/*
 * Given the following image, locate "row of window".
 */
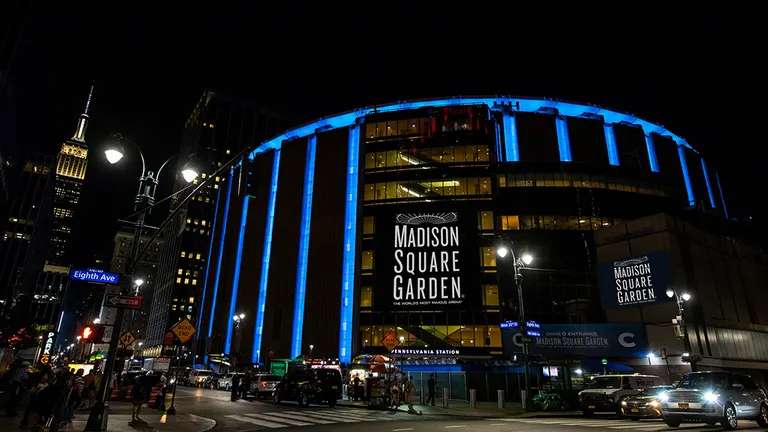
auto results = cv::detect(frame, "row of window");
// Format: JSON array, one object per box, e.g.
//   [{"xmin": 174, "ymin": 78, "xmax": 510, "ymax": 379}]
[
  {"xmin": 176, "ymin": 268, "xmax": 200, "ymax": 277},
  {"xmin": 180, "ymin": 251, "xmax": 203, "ymax": 260},
  {"xmin": 175, "ymin": 277, "xmax": 198, "ymax": 286},
  {"xmin": 360, "ymin": 325, "xmax": 502, "ymax": 348},
  {"xmin": 364, "ymin": 145, "xmax": 490, "ymax": 170},
  {"xmin": 498, "ymin": 173, "xmax": 666, "ymax": 196},
  {"xmin": 499, "ymin": 215, "xmax": 621, "ymax": 231},
  {"xmin": 363, "ymin": 177, "xmax": 492, "ymax": 202},
  {"xmin": 359, "ymin": 284, "xmax": 499, "ymax": 309}
]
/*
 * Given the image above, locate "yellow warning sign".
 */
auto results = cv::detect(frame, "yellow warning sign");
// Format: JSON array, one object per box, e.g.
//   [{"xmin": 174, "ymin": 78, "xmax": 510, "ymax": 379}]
[{"xmin": 170, "ymin": 318, "xmax": 196, "ymax": 345}]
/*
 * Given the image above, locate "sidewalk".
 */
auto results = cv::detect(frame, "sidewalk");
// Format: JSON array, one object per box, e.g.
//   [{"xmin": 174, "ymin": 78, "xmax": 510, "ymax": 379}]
[
  {"xmin": 337, "ymin": 399, "xmax": 582, "ymax": 418},
  {"xmin": 18, "ymin": 402, "xmax": 217, "ymax": 432}
]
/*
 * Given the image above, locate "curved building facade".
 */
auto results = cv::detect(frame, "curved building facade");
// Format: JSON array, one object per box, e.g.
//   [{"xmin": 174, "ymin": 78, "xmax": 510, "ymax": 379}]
[{"xmin": 196, "ymin": 97, "xmax": 737, "ymax": 376}]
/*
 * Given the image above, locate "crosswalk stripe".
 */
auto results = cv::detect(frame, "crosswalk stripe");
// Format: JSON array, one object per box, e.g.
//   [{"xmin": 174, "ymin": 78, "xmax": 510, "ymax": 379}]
[
  {"xmin": 225, "ymin": 414, "xmax": 287, "ymax": 428},
  {"xmin": 245, "ymin": 413, "xmax": 313, "ymax": 426},
  {"xmin": 328, "ymin": 409, "xmax": 384, "ymax": 421},
  {"xmin": 313, "ymin": 410, "xmax": 379, "ymax": 422},
  {"xmin": 266, "ymin": 411, "xmax": 334, "ymax": 424},
  {"xmin": 608, "ymin": 425, "xmax": 665, "ymax": 430},
  {"xmin": 285, "ymin": 410, "xmax": 360, "ymax": 422}
]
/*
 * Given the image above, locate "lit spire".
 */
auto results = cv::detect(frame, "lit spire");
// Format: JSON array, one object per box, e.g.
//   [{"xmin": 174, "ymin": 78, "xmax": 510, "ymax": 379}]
[{"xmin": 72, "ymin": 83, "xmax": 94, "ymax": 143}]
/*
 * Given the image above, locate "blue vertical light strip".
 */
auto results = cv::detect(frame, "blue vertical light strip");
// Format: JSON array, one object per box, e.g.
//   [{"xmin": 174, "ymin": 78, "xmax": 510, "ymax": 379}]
[
  {"xmin": 715, "ymin": 171, "xmax": 730, "ymax": 219},
  {"xmin": 252, "ymin": 149, "xmax": 281, "ymax": 364},
  {"xmin": 339, "ymin": 124, "xmax": 360, "ymax": 363},
  {"xmin": 224, "ymin": 195, "xmax": 250, "ymax": 354},
  {"xmin": 290, "ymin": 135, "xmax": 317, "ymax": 359},
  {"xmin": 197, "ymin": 187, "xmax": 222, "ymax": 345},
  {"xmin": 700, "ymin": 158, "xmax": 716, "ymax": 209},
  {"xmin": 603, "ymin": 123, "xmax": 620, "ymax": 166},
  {"xmin": 555, "ymin": 116, "xmax": 572, "ymax": 162},
  {"xmin": 677, "ymin": 145, "xmax": 696, "ymax": 207},
  {"xmin": 502, "ymin": 112, "xmax": 520, "ymax": 162},
  {"xmin": 208, "ymin": 168, "xmax": 234, "ymax": 338},
  {"xmin": 644, "ymin": 133, "xmax": 660, "ymax": 172},
  {"xmin": 493, "ymin": 119, "xmax": 502, "ymax": 161}
]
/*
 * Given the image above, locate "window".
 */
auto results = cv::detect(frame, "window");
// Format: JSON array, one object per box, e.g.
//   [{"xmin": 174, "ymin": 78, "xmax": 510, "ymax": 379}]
[
  {"xmin": 192, "ymin": 279, "xmax": 197, "ymax": 286},
  {"xmin": 483, "ymin": 284, "xmax": 500, "ymax": 307},
  {"xmin": 500, "ymin": 215, "xmax": 520, "ymax": 231},
  {"xmin": 176, "ymin": 277, "xmax": 182, "ymax": 284},
  {"xmin": 363, "ymin": 216, "xmax": 375, "ymax": 236},
  {"xmin": 478, "ymin": 211, "xmax": 494, "ymax": 231},
  {"xmin": 196, "ymin": 253, "xmax": 202, "ymax": 260},
  {"xmin": 480, "ymin": 247, "xmax": 497, "ymax": 268},
  {"xmin": 361, "ymin": 250, "xmax": 375, "ymax": 271},
  {"xmin": 363, "ymin": 177, "xmax": 492, "ymax": 202},
  {"xmin": 184, "ymin": 278, "xmax": 189, "ymax": 285},
  {"xmin": 177, "ymin": 268, "xmax": 183, "ymax": 275},
  {"xmin": 189, "ymin": 297, "xmax": 194, "ymax": 304},
  {"xmin": 360, "ymin": 286, "xmax": 373, "ymax": 308},
  {"xmin": 180, "ymin": 251, "xmax": 186, "ymax": 258}
]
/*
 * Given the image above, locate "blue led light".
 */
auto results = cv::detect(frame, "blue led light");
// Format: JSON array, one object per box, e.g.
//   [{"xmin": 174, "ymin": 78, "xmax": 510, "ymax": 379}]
[
  {"xmin": 555, "ymin": 116, "xmax": 572, "ymax": 162},
  {"xmin": 700, "ymin": 158, "xmax": 716, "ymax": 209},
  {"xmin": 644, "ymin": 133, "xmax": 660, "ymax": 172},
  {"xmin": 196, "ymin": 187, "xmax": 222, "ymax": 342},
  {"xmin": 502, "ymin": 112, "xmax": 520, "ymax": 162},
  {"xmin": 249, "ymin": 97, "xmax": 697, "ymax": 160},
  {"xmin": 339, "ymin": 124, "xmax": 360, "ymax": 363},
  {"xmin": 291, "ymin": 135, "xmax": 317, "ymax": 359},
  {"xmin": 494, "ymin": 120, "xmax": 502, "ymax": 162},
  {"xmin": 603, "ymin": 123, "xmax": 620, "ymax": 166},
  {"xmin": 208, "ymin": 168, "xmax": 234, "ymax": 337},
  {"xmin": 715, "ymin": 171, "xmax": 729, "ymax": 219},
  {"xmin": 677, "ymin": 146, "xmax": 696, "ymax": 207},
  {"xmin": 224, "ymin": 195, "xmax": 250, "ymax": 354},
  {"xmin": 252, "ymin": 149, "xmax": 281, "ymax": 364}
]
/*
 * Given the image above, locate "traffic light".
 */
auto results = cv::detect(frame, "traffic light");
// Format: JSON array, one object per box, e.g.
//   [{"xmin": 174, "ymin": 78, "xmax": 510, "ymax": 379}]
[{"xmin": 81, "ymin": 325, "xmax": 105, "ymax": 343}]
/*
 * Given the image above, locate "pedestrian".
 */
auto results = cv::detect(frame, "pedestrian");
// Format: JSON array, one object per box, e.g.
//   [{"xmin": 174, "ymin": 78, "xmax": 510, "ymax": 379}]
[
  {"xmin": 403, "ymin": 376, "xmax": 418, "ymax": 414},
  {"xmin": 230, "ymin": 373, "xmax": 241, "ymax": 401},
  {"xmin": 389, "ymin": 377, "xmax": 400, "ymax": 411},
  {"xmin": 4, "ymin": 359, "xmax": 28, "ymax": 416},
  {"xmin": 129, "ymin": 373, "xmax": 151, "ymax": 425},
  {"xmin": 240, "ymin": 373, "xmax": 251, "ymax": 400},
  {"xmin": 427, "ymin": 374, "xmax": 436, "ymax": 406},
  {"xmin": 352, "ymin": 375, "xmax": 361, "ymax": 401},
  {"xmin": 83, "ymin": 369, "xmax": 97, "ymax": 409}
]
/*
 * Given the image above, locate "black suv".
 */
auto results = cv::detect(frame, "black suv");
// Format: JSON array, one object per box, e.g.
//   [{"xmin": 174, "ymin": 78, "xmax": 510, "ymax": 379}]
[{"xmin": 273, "ymin": 367, "xmax": 342, "ymax": 407}]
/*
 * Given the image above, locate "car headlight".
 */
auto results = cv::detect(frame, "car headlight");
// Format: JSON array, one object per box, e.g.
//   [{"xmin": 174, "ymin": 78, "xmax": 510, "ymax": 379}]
[
  {"xmin": 648, "ymin": 400, "xmax": 660, "ymax": 408},
  {"xmin": 703, "ymin": 391, "xmax": 719, "ymax": 403},
  {"xmin": 621, "ymin": 400, "xmax": 628, "ymax": 406},
  {"xmin": 658, "ymin": 392, "xmax": 670, "ymax": 403}
]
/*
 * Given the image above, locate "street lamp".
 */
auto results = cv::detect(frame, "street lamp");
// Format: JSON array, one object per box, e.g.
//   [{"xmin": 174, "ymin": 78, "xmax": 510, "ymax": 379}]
[
  {"xmin": 497, "ymin": 243, "xmax": 534, "ymax": 409},
  {"xmin": 666, "ymin": 290, "xmax": 695, "ymax": 370},
  {"xmin": 86, "ymin": 133, "xmax": 200, "ymax": 431}
]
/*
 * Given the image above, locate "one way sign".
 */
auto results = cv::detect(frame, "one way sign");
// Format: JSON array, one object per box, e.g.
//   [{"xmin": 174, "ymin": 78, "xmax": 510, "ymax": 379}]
[{"xmin": 105, "ymin": 294, "xmax": 143, "ymax": 310}]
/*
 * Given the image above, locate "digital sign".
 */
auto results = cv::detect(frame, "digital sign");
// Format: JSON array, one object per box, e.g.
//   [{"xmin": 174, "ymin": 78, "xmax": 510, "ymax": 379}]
[
  {"xmin": 69, "ymin": 268, "xmax": 120, "ymax": 284},
  {"xmin": 502, "ymin": 323, "xmax": 647, "ymax": 357},
  {"xmin": 374, "ymin": 207, "xmax": 481, "ymax": 311},
  {"xmin": 598, "ymin": 252, "xmax": 669, "ymax": 308}
]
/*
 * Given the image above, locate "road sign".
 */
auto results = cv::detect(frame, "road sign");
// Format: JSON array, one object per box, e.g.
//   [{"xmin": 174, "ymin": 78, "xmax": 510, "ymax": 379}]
[
  {"xmin": 382, "ymin": 330, "xmax": 398, "ymax": 352},
  {"xmin": 105, "ymin": 294, "xmax": 143, "ymax": 310},
  {"xmin": 170, "ymin": 318, "xmax": 196, "ymax": 345},
  {"xmin": 119, "ymin": 331, "xmax": 136, "ymax": 349},
  {"xmin": 70, "ymin": 268, "xmax": 120, "ymax": 284}
]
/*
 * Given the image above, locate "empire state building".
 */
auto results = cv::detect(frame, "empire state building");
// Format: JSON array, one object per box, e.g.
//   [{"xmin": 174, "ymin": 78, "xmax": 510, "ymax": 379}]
[{"xmin": 31, "ymin": 85, "xmax": 93, "ymax": 325}]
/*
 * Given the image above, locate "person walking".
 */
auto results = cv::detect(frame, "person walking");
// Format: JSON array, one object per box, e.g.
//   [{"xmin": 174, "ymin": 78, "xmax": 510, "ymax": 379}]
[
  {"xmin": 4, "ymin": 360, "xmax": 28, "ymax": 416},
  {"xmin": 240, "ymin": 373, "xmax": 251, "ymax": 400},
  {"xmin": 403, "ymin": 376, "xmax": 417, "ymax": 414},
  {"xmin": 427, "ymin": 374, "xmax": 436, "ymax": 406},
  {"xmin": 230, "ymin": 373, "xmax": 241, "ymax": 401},
  {"xmin": 129, "ymin": 373, "xmax": 151, "ymax": 425},
  {"xmin": 389, "ymin": 377, "xmax": 400, "ymax": 411}
]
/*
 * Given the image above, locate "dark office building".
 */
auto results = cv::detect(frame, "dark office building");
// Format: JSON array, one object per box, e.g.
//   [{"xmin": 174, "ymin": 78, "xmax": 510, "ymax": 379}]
[
  {"xmin": 197, "ymin": 96, "xmax": 729, "ymax": 369},
  {"xmin": 144, "ymin": 90, "xmax": 285, "ymax": 355}
]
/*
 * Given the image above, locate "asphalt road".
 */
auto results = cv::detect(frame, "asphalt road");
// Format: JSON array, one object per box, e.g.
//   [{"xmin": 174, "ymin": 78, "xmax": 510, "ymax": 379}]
[{"xmin": 172, "ymin": 387, "xmax": 767, "ymax": 432}]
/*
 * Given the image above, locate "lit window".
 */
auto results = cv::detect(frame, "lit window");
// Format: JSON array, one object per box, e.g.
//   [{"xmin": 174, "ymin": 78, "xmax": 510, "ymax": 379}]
[
  {"xmin": 196, "ymin": 253, "xmax": 202, "ymax": 260},
  {"xmin": 363, "ymin": 216, "xmax": 375, "ymax": 236},
  {"xmin": 483, "ymin": 285, "xmax": 500, "ymax": 307},
  {"xmin": 361, "ymin": 250, "xmax": 374, "ymax": 271},
  {"xmin": 360, "ymin": 286, "xmax": 373, "ymax": 308},
  {"xmin": 478, "ymin": 211, "xmax": 494, "ymax": 231},
  {"xmin": 192, "ymin": 279, "xmax": 197, "ymax": 286},
  {"xmin": 184, "ymin": 278, "xmax": 189, "ymax": 285},
  {"xmin": 177, "ymin": 268, "xmax": 183, "ymax": 275},
  {"xmin": 176, "ymin": 277, "xmax": 182, "ymax": 284},
  {"xmin": 480, "ymin": 247, "xmax": 497, "ymax": 268},
  {"xmin": 189, "ymin": 297, "xmax": 194, "ymax": 304}
]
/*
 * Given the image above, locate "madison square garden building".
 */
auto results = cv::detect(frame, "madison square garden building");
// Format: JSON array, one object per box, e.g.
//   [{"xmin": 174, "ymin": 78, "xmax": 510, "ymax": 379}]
[{"xmin": 195, "ymin": 96, "xmax": 768, "ymax": 392}]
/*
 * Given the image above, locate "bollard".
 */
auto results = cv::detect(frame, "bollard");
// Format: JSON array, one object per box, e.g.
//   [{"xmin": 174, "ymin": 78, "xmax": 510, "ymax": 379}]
[
  {"xmin": 469, "ymin": 389, "xmax": 477, "ymax": 408},
  {"xmin": 497, "ymin": 389, "xmax": 504, "ymax": 409},
  {"xmin": 442, "ymin": 387, "xmax": 449, "ymax": 408},
  {"xmin": 520, "ymin": 389, "xmax": 527, "ymax": 410}
]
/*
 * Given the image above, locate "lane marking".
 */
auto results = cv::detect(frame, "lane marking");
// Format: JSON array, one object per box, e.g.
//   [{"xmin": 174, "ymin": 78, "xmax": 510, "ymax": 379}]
[
  {"xmin": 225, "ymin": 414, "xmax": 286, "ymax": 428},
  {"xmin": 244, "ymin": 413, "xmax": 312, "ymax": 426},
  {"xmin": 266, "ymin": 411, "xmax": 334, "ymax": 424},
  {"xmin": 392, "ymin": 429, "xmax": 414, "ymax": 431},
  {"xmin": 285, "ymin": 410, "xmax": 359, "ymax": 423},
  {"xmin": 445, "ymin": 426, "xmax": 466, "ymax": 429}
]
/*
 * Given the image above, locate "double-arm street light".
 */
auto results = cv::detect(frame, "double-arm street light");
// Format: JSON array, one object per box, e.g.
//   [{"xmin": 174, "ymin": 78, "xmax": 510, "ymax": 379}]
[
  {"xmin": 496, "ymin": 244, "xmax": 534, "ymax": 409},
  {"xmin": 85, "ymin": 133, "xmax": 198, "ymax": 431},
  {"xmin": 666, "ymin": 289, "xmax": 695, "ymax": 370}
]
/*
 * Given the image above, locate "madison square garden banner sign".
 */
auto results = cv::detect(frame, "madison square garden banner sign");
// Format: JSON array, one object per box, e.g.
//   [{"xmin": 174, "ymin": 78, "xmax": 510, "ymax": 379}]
[
  {"xmin": 374, "ymin": 208, "xmax": 481, "ymax": 310},
  {"xmin": 598, "ymin": 252, "xmax": 670, "ymax": 308}
]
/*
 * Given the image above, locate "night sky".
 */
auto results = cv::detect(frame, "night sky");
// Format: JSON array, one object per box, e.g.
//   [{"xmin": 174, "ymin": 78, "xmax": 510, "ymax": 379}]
[{"xmin": 9, "ymin": 3, "xmax": 767, "ymax": 262}]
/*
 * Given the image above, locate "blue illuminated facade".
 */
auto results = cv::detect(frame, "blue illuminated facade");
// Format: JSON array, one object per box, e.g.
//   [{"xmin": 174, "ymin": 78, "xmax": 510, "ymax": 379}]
[{"xmin": 199, "ymin": 96, "xmax": 726, "ymax": 368}]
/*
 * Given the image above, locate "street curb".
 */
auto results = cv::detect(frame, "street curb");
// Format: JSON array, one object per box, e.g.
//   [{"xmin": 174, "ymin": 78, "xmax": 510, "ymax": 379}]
[
  {"xmin": 189, "ymin": 414, "xmax": 218, "ymax": 432},
  {"xmin": 335, "ymin": 402, "xmax": 583, "ymax": 419}
]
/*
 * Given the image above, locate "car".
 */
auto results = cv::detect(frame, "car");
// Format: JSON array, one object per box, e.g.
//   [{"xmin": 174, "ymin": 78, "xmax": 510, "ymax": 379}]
[
  {"xmin": 273, "ymin": 367, "xmax": 342, "ymax": 407},
  {"xmin": 251, "ymin": 374, "xmax": 281, "ymax": 399},
  {"xmin": 659, "ymin": 371, "xmax": 768, "ymax": 430},
  {"xmin": 187, "ymin": 369, "xmax": 215, "ymax": 387},
  {"xmin": 620, "ymin": 385, "xmax": 673, "ymax": 419},
  {"xmin": 218, "ymin": 372, "xmax": 244, "ymax": 391},
  {"xmin": 578, "ymin": 374, "xmax": 662, "ymax": 416}
]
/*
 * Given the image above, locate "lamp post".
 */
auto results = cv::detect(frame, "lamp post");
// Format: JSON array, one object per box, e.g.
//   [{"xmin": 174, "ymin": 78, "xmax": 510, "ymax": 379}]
[
  {"xmin": 85, "ymin": 134, "xmax": 198, "ymax": 432},
  {"xmin": 666, "ymin": 289, "xmax": 694, "ymax": 371},
  {"xmin": 497, "ymin": 244, "xmax": 534, "ymax": 409},
  {"xmin": 232, "ymin": 313, "xmax": 246, "ymax": 369}
]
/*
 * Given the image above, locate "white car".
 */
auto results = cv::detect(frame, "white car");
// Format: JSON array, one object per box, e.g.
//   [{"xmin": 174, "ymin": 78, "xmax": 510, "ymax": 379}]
[
  {"xmin": 217, "ymin": 372, "xmax": 244, "ymax": 391},
  {"xmin": 251, "ymin": 374, "xmax": 281, "ymax": 399},
  {"xmin": 578, "ymin": 374, "xmax": 662, "ymax": 416}
]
